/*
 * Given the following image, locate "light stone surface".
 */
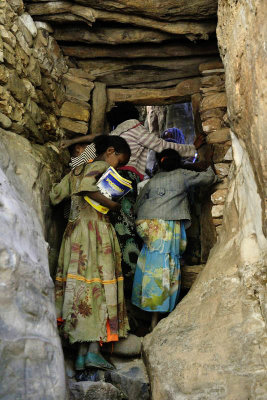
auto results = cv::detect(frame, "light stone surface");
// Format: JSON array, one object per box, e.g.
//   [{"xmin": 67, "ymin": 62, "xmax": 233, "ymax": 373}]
[
  {"xmin": 214, "ymin": 162, "xmax": 230, "ymax": 178},
  {"xmin": 206, "ymin": 128, "xmax": 230, "ymax": 144},
  {"xmin": 59, "ymin": 117, "xmax": 88, "ymax": 135},
  {"xmin": 200, "ymin": 92, "xmax": 227, "ymax": 111},
  {"xmin": 217, "ymin": 0, "xmax": 267, "ymax": 221},
  {"xmin": 0, "ymin": 129, "xmax": 67, "ymax": 399},
  {"xmin": 61, "ymin": 101, "xmax": 90, "ymax": 122},
  {"xmin": 211, "ymin": 189, "xmax": 227, "ymax": 205},
  {"xmin": 143, "ymin": 0, "xmax": 267, "ymax": 397},
  {"xmin": 143, "ymin": 132, "xmax": 267, "ymax": 399},
  {"xmin": 0, "ymin": 111, "xmax": 12, "ymax": 128},
  {"xmin": 103, "ymin": 334, "xmax": 142, "ymax": 357},
  {"xmin": 69, "ymin": 380, "xmax": 124, "ymax": 400},
  {"xmin": 18, "ymin": 12, "xmax": 37, "ymax": 38},
  {"xmin": 106, "ymin": 357, "xmax": 150, "ymax": 400}
]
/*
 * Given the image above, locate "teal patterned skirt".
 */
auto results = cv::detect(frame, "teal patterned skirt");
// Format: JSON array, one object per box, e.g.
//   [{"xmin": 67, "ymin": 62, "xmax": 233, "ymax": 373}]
[{"xmin": 131, "ymin": 219, "xmax": 187, "ymax": 312}]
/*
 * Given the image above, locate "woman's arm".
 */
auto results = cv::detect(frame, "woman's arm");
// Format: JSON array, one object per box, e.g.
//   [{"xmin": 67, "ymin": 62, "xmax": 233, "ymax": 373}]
[
  {"xmin": 182, "ymin": 167, "xmax": 219, "ymax": 189},
  {"xmin": 86, "ymin": 191, "xmax": 121, "ymax": 211},
  {"xmin": 59, "ymin": 133, "xmax": 102, "ymax": 149},
  {"xmin": 136, "ymin": 125, "xmax": 198, "ymax": 158},
  {"xmin": 50, "ymin": 173, "xmax": 71, "ymax": 205},
  {"xmin": 182, "ymin": 144, "xmax": 214, "ymax": 172}
]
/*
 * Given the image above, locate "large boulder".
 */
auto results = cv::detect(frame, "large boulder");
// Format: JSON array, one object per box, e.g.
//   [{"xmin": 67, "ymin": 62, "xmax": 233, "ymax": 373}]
[
  {"xmin": 143, "ymin": 134, "xmax": 267, "ymax": 399},
  {"xmin": 0, "ymin": 129, "xmax": 67, "ymax": 399},
  {"xmin": 142, "ymin": 1, "xmax": 267, "ymax": 398}
]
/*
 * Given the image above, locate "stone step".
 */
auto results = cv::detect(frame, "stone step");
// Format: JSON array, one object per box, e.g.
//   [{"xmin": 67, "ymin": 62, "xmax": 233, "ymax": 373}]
[
  {"xmin": 105, "ymin": 357, "xmax": 150, "ymax": 400},
  {"xmin": 69, "ymin": 380, "xmax": 127, "ymax": 400},
  {"xmin": 68, "ymin": 355, "xmax": 150, "ymax": 400}
]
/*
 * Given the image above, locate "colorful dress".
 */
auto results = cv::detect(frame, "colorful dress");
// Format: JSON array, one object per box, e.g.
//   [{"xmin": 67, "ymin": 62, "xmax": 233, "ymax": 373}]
[
  {"xmin": 131, "ymin": 219, "xmax": 187, "ymax": 312},
  {"xmin": 109, "ymin": 169, "xmax": 143, "ymax": 295},
  {"xmin": 50, "ymin": 161, "xmax": 129, "ymax": 344}
]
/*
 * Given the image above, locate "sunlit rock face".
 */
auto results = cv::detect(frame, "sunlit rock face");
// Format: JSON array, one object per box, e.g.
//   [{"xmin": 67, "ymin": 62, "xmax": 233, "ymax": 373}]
[
  {"xmin": 0, "ymin": 130, "xmax": 67, "ymax": 400},
  {"xmin": 143, "ymin": 133, "xmax": 267, "ymax": 399},
  {"xmin": 217, "ymin": 0, "xmax": 267, "ymax": 228},
  {"xmin": 0, "ymin": 0, "xmax": 266, "ymax": 398},
  {"xmin": 143, "ymin": 1, "xmax": 267, "ymax": 399}
]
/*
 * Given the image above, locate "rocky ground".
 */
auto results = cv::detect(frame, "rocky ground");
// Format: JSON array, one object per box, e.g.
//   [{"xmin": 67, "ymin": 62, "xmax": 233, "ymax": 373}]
[{"xmin": 66, "ymin": 335, "xmax": 150, "ymax": 400}]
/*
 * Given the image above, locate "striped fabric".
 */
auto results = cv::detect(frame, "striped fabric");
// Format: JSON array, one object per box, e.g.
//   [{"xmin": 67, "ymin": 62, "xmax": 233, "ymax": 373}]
[
  {"xmin": 69, "ymin": 119, "xmax": 196, "ymax": 176},
  {"xmin": 69, "ymin": 143, "xmax": 96, "ymax": 169},
  {"xmin": 110, "ymin": 120, "xmax": 196, "ymax": 176}
]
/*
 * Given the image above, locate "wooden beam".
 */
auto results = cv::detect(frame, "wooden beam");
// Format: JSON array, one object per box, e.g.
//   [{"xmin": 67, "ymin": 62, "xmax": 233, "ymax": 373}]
[
  {"xmin": 61, "ymin": 41, "xmax": 218, "ymax": 59},
  {"xmin": 54, "ymin": 26, "xmax": 173, "ymax": 45},
  {"xmin": 107, "ymin": 78, "xmax": 201, "ymax": 105},
  {"xmin": 35, "ymin": 13, "xmax": 93, "ymax": 26},
  {"xmin": 72, "ymin": 0, "xmax": 218, "ymax": 21},
  {"xmin": 96, "ymin": 70, "xmax": 198, "ymax": 87},
  {"xmin": 27, "ymin": 2, "xmax": 216, "ymax": 38},
  {"xmin": 78, "ymin": 56, "xmax": 218, "ymax": 75},
  {"xmin": 120, "ymin": 79, "xmax": 185, "ymax": 89}
]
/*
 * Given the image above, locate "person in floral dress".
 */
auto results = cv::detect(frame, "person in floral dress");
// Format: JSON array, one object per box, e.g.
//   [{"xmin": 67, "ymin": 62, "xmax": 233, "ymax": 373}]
[
  {"xmin": 132, "ymin": 149, "xmax": 218, "ymax": 330},
  {"xmin": 50, "ymin": 136, "xmax": 131, "ymax": 370}
]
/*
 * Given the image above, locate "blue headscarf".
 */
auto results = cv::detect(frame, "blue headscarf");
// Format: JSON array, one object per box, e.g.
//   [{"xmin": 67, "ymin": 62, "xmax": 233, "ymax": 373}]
[{"xmin": 161, "ymin": 128, "xmax": 185, "ymax": 144}]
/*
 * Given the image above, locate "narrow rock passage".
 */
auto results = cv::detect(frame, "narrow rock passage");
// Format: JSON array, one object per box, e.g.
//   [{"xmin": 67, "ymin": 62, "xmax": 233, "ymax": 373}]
[{"xmin": 67, "ymin": 334, "xmax": 150, "ymax": 400}]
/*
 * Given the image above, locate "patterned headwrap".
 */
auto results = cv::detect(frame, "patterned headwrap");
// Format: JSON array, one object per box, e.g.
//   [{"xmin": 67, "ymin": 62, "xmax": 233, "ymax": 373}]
[{"xmin": 161, "ymin": 128, "xmax": 185, "ymax": 144}]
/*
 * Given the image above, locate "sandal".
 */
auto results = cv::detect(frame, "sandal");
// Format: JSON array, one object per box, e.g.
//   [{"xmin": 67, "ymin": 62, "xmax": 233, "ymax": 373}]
[{"xmin": 85, "ymin": 352, "xmax": 115, "ymax": 370}]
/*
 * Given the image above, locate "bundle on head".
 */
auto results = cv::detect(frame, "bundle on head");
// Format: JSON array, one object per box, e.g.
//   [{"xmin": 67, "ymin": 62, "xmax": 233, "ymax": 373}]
[
  {"xmin": 156, "ymin": 149, "xmax": 182, "ymax": 172},
  {"xmin": 94, "ymin": 134, "xmax": 131, "ymax": 158}
]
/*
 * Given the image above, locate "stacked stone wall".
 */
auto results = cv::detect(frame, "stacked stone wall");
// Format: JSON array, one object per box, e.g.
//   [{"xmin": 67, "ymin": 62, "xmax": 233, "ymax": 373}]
[
  {"xmin": 0, "ymin": 0, "xmax": 97, "ymax": 144},
  {"xmin": 198, "ymin": 63, "xmax": 231, "ymax": 237}
]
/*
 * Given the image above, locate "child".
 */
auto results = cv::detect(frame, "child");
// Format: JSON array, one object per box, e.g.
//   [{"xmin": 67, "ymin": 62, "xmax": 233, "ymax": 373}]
[
  {"xmin": 132, "ymin": 149, "xmax": 218, "ymax": 330},
  {"xmin": 63, "ymin": 142, "xmax": 90, "ymax": 221},
  {"xmin": 50, "ymin": 136, "xmax": 131, "ymax": 370}
]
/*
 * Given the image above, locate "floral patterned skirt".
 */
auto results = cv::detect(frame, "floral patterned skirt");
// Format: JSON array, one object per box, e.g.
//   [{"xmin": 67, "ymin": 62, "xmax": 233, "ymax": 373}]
[
  {"xmin": 55, "ymin": 204, "xmax": 129, "ymax": 344},
  {"xmin": 131, "ymin": 219, "xmax": 187, "ymax": 313}
]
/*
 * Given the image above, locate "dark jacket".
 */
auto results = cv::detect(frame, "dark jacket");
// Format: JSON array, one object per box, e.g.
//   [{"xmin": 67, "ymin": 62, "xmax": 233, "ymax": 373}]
[{"xmin": 134, "ymin": 166, "xmax": 218, "ymax": 228}]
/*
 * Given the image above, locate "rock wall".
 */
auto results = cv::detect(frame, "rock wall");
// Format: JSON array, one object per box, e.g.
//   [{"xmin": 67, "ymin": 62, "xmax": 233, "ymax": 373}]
[
  {"xmin": 197, "ymin": 64, "xmax": 231, "ymax": 260},
  {"xmin": 143, "ymin": 1, "xmax": 267, "ymax": 399},
  {"xmin": 1, "ymin": 0, "xmax": 266, "ymax": 399},
  {"xmin": 0, "ymin": 1, "xmax": 93, "ymax": 398},
  {"xmin": 217, "ymin": 0, "xmax": 267, "ymax": 233},
  {"xmin": 0, "ymin": 129, "xmax": 67, "ymax": 399},
  {"xmin": 0, "ymin": 0, "xmax": 97, "ymax": 140}
]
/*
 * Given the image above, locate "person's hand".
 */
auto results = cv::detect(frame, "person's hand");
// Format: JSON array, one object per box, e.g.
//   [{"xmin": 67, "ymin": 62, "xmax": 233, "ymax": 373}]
[
  {"xmin": 109, "ymin": 201, "xmax": 121, "ymax": 211},
  {"xmin": 58, "ymin": 139, "xmax": 74, "ymax": 150},
  {"xmin": 194, "ymin": 134, "xmax": 206, "ymax": 150},
  {"xmin": 204, "ymin": 145, "xmax": 214, "ymax": 163}
]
